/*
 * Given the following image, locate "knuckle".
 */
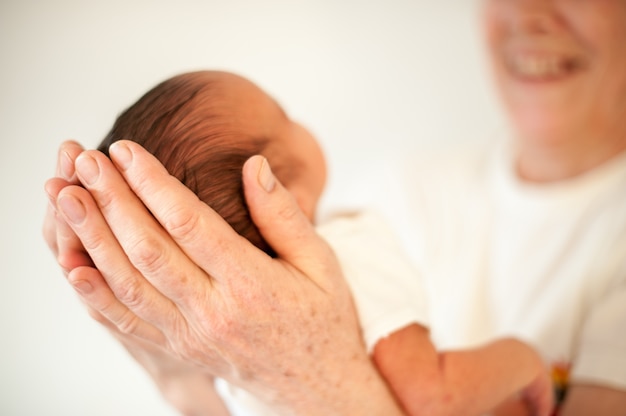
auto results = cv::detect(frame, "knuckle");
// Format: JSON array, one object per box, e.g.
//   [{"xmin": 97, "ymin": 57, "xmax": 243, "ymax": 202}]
[
  {"xmin": 163, "ymin": 205, "xmax": 201, "ymax": 242},
  {"xmin": 93, "ymin": 188, "xmax": 116, "ymax": 213},
  {"xmin": 127, "ymin": 234, "xmax": 166, "ymax": 275},
  {"xmin": 90, "ymin": 290, "xmax": 141, "ymax": 335},
  {"xmin": 80, "ymin": 230, "xmax": 107, "ymax": 255},
  {"xmin": 276, "ymin": 201, "xmax": 300, "ymax": 223},
  {"xmin": 116, "ymin": 310, "xmax": 140, "ymax": 335},
  {"xmin": 115, "ymin": 277, "xmax": 147, "ymax": 311},
  {"xmin": 56, "ymin": 253, "xmax": 72, "ymax": 271}
]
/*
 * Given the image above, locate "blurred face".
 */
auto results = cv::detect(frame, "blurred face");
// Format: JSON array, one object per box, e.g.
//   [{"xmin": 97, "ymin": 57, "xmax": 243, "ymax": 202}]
[{"xmin": 482, "ymin": 0, "xmax": 626, "ymax": 147}]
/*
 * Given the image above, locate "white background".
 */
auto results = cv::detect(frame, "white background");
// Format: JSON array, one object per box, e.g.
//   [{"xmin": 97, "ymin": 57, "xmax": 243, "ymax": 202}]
[{"xmin": 0, "ymin": 1, "xmax": 504, "ymax": 415}]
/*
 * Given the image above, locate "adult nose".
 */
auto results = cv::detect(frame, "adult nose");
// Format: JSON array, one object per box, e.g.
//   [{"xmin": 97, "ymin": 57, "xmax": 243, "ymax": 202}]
[{"xmin": 507, "ymin": 0, "xmax": 563, "ymax": 35}]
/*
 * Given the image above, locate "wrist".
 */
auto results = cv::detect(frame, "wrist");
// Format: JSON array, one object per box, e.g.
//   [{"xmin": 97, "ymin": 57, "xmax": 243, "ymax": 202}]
[
  {"xmin": 337, "ymin": 358, "xmax": 405, "ymax": 415},
  {"xmin": 159, "ymin": 372, "xmax": 230, "ymax": 416},
  {"xmin": 275, "ymin": 353, "xmax": 405, "ymax": 415}
]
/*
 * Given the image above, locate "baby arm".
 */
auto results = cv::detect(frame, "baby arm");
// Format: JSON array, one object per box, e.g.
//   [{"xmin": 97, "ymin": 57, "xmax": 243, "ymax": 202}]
[{"xmin": 373, "ymin": 324, "xmax": 553, "ymax": 416}]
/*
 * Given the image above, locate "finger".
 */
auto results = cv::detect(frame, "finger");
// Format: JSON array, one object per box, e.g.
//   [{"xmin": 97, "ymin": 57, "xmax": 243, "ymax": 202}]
[
  {"xmin": 56, "ymin": 140, "xmax": 85, "ymax": 182},
  {"xmin": 242, "ymin": 156, "xmax": 336, "ymax": 286},
  {"xmin": 56, "ymin": 218, "xmax": 94, "ymax": 273},
  {"xmin": 73, "ymin": 149, "xmax": 215, "ymax": 304},
  {"xmin": 56, "ymin": 183, "xmax": 180, "ymax": 331},
  {"xmin": 45, "ymin": 178, "xmax": 93, "ymax": 273},
  {"xmin": 68, "ymin": 266, "xmax": 166, "ymax": 345},
  {"xmin": 44, "ymin": 140, "xmax": 86, "ymax": 261},
  {"xmin": 531, "ymin": 376, "xmax": 554, "ymax": 416},
  {"xmin": 106, "ymin": 140, "xmax": 269, "ymax": 282},
  {"xmin": 43, "ymin": 178, "xmax": 71, "ymax": 258},
  {"xmin": 43, "ymin": 200, "xmax": 60, "ymax": 256}
]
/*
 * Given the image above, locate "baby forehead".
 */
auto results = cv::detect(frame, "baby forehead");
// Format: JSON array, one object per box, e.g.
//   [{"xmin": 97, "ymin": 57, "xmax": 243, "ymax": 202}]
[
  {"xmin": 189, "ymin": 73, "xmax": 289, "ymax": 127},
  {"xmin": 189, "ymin": 71, "xmax": 271, "ymax": 101}
]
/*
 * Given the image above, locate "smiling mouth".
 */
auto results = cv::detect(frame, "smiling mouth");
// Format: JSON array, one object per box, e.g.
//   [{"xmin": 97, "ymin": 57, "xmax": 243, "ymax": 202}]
[{"xmin": 506, "ymin": 54, "xmax": 584, "ymax": 81}]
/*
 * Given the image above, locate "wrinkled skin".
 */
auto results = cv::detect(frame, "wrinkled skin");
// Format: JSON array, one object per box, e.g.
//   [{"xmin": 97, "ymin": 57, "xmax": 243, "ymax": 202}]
[{"xmin": 44, "ymin": 140, "xmax": 401, "ymax": 415}]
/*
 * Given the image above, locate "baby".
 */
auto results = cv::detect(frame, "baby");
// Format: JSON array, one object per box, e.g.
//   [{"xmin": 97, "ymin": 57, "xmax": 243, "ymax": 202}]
[{"xmin": 98, "ymin": 70, "xmax": 552, "ymax": 416}]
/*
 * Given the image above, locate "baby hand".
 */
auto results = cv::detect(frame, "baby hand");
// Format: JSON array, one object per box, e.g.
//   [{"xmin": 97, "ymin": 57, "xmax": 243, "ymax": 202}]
[{"xmin": 521, "ymin": 367, "xmax": 554, "ymax": 416}]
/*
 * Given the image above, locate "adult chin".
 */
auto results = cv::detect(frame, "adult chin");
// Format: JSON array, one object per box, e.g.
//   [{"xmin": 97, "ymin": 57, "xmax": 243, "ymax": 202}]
[{"xmin": 507, "ymin": 106, "xmax": 576, "ymax": 147}]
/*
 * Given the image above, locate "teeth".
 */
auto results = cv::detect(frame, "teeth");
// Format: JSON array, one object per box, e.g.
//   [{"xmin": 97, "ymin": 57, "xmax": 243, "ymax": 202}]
[{"xmin": 509, "ymin": 56, "xmax": 570, "ymax": 78}]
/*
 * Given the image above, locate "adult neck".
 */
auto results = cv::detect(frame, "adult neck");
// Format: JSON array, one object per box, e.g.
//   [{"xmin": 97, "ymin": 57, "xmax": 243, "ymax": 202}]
[{"xmin": 514, "ymin": 133, "xmax": 626, "ymax": 183}]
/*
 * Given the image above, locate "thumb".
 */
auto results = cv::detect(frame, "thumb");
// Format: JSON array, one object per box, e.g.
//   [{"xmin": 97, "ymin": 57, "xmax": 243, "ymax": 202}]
[{"xmin": 242, "ymin": 155, "xmax": 332, "ymax": 267}]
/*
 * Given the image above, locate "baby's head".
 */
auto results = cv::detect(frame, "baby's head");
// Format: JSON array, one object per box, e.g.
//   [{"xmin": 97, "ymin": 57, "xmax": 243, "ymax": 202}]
[{"xmin": 98, "ymin": 70, "xmax": 326, "ymax": 255}]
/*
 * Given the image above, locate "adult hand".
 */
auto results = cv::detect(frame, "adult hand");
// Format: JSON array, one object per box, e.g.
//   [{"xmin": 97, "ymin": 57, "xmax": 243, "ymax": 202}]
[
  {"xmin": 46, "ymin": 140, "xmax": 402, "ymax": 415},
  {"xmin": 44, "ymin": 141, "xmax": 229, "ymax": 415},
  {"xmin": 85, "ymin": 273, "xmax": 231, "ymax": 416},
  {"xmin": 43, "ymin": 140, "xmax": 92, "ymax": 274}
]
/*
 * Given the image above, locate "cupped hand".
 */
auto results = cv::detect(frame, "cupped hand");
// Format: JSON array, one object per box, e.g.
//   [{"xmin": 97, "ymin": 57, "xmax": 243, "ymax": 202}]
[
  {"xmin": 48, "ymin": 140, "xmax": 401, "ymax": 415},
  {"xmin": 43, "ymin": 140, "xmax": 92, "ymax": 274},
  {"xmin": 45, "ymin": 141, "xmax": 229, "ymax": 414}
]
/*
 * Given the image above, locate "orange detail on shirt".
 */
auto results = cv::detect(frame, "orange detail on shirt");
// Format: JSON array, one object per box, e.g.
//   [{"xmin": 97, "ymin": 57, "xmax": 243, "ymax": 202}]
[{"xmin": 551, "ymin": 362, "xmax": 571, "ymax": 416}]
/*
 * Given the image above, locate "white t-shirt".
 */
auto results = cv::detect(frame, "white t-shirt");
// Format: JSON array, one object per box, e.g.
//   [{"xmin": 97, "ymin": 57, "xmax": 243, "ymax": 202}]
[
  {"xmin": 375, "ymin": 140, "xmax": 626, "ymax": 391},
  {"xmin": 215, "ymin": 211, "xmax": 428, "ymax": 415}
]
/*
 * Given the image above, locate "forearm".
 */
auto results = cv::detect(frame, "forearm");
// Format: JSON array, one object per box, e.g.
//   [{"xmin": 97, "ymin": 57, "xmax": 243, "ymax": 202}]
[
  {"xmin": 375, "ymin": 328, "xmax": 546, "ymax": 416},
  {"xmin": 559, "ymin": 384, "xmax": 626, "ymax": 416},
  {"xmin": 160, "ymin": 367, "xmax": 402, "ymax": 416},
  {"xmin": 432, "ymin": 338, "xmax": 546, "ymax": 415},
  {"xmin": 308, "ymin": 357, "xmax": 405, "ymax": 416},
  {"xmin": 258, "ymin": 349, "xmax": 405, "ymax": 415}
]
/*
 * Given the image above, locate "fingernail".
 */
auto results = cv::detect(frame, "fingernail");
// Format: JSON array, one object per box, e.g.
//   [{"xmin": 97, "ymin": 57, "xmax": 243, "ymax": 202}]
[
  {"xmin": 258, "ymin": 157, "xmax": 276, "ymax": 192},
  {"xmin": 60, "ymin": 151, "xmax": 74, "ymax": 180},
  {"xmin": 110, "ymin": 141, "xmax": 132, "ymax": 170},
  {"xmin": 75, "ymin": 154, "xmax": 100, "ymax": 186},
  {"xmin": 72, "ymin": 280, "xmax": 93, "ymax": 294},
  {"xmin": 58, "ymin": 194, "xmax": 86, "ymax": 224}
]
